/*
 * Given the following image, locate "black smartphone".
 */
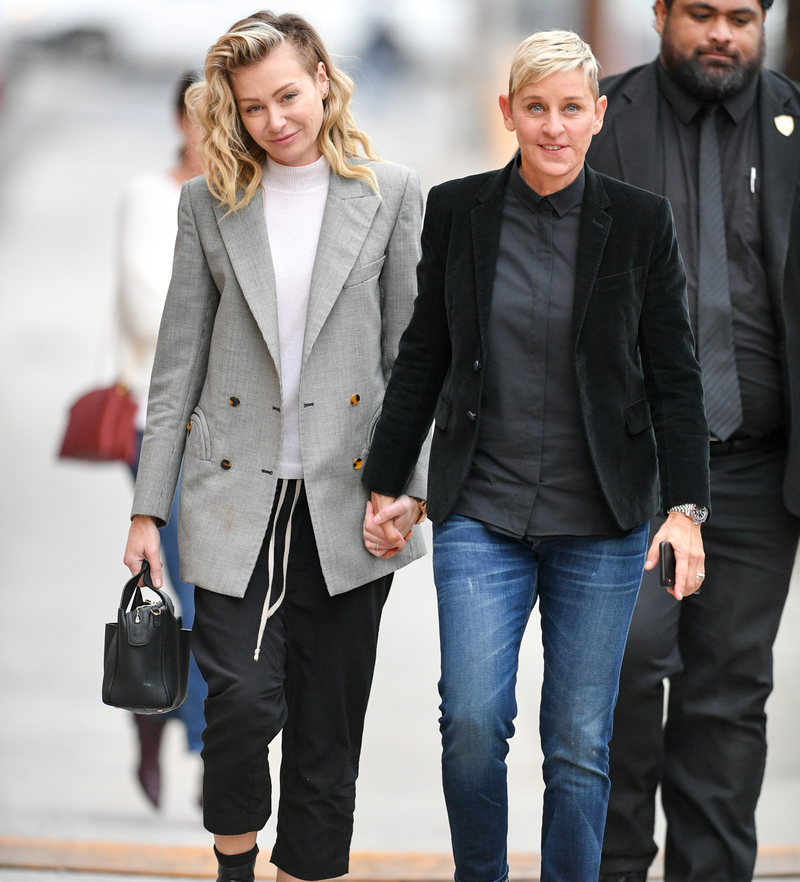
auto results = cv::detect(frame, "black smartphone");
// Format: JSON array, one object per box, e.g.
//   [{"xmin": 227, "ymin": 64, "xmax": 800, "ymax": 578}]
[{"xmin": 660, "ymin": 540, "xmax": 676, "ymax": 587}]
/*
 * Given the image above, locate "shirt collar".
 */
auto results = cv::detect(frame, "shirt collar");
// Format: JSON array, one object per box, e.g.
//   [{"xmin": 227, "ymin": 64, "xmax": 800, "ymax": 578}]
[
  {"xmin": 656, "ymin": 59, "xmax": 759, "ymax": 125},
  {"xmin": 509, "ymin": 157, "xmax": 586, "ymax": 218}
]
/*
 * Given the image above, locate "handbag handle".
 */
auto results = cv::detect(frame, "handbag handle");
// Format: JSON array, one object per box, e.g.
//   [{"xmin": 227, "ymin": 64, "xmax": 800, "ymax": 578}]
[{"xmin": 119, "ymin": 559, "xmax": 176, "ymax": 616}]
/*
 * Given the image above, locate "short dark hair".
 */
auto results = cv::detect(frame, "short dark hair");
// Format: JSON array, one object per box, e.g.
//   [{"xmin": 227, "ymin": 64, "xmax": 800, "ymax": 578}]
[
  {"xmin": 661, "ymin": 0, "xmax": 774, "ymax": 9},
  {"xmin": 175, "ymin": 70, "xmax": 201, "ymax": 118}
]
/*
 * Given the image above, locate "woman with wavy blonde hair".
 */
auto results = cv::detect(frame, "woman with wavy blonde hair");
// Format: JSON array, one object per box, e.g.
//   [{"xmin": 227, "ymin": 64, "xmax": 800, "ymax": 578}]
[
  {"xmin": 188, "ymin": 10, "xmax": 379, "ymax": 212},
  {"xmin": 123, "ymin": 10, "xmax": 428, "ymax": 882}
]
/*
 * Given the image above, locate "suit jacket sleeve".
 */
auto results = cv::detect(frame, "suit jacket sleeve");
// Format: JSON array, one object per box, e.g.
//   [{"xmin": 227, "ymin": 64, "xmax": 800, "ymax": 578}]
[
  {"xmin": 364, "ymin": 184, "xmax": 453, "ymax": 496},
  {"xmin": 638, "ymin": 196, "xmax": 710, "ymax": 510},
  {"xmin": 375, "ymin": 168, "xmax": 430, "ymax": 499},
  {"xmin": 782, "ymin": 188, "xmax": 800, "ymax": 515},
  {"xmin": 132, "ymin": 182, "xmax": 220, "ymax": 525}
]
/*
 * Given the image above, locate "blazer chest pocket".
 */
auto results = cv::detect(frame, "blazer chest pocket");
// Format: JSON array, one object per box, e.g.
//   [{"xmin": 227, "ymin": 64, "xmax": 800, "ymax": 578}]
[
  {"xmin": 434, "ymin": 395, "xmax": 452, "ymax": 431},
  {"xmin": 343, "ymin": 256, "xmax": 385, "ymax": 289},
  {"xmin": 187, "ymin": 407, "xmax": 212, "ymax": 461},
  {"xmin": 594, "ymin": 267, "xmax": 642, "ymax": 294},
  {"xmin": 624, "ymin": 398, "xmax": 652, "ymax": 435}
]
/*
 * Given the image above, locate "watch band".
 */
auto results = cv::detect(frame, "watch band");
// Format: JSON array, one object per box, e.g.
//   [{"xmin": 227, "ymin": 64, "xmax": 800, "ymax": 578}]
[
  {"xmin": 668, "ymin": 503, "xmax": 708, "ymax": 525},
  {"xmin": 409, "ymin": 496, "xmax": 427, "ymax": 524}
]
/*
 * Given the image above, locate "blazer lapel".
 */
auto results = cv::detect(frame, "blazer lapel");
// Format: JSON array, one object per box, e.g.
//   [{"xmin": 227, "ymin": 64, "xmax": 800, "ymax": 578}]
[
  {"xmin": 573, "ymin": 167, "xmax": 612, "ymax": 342},
  {"xmin": 471, "ymin": 161, "xmax": 514, "ymax": 349},
  {"xmin": 758, "ymin": 71, "xmax": 800, "ymax": 300},
  {"xmin": 611, "ymin": 61, "xmax": 661, "ymax": 191},
  {"xmin": 215, "ymin": 191, "xmax": 282, "ymax": 378},
  {"xmin": 302, "ymin": 173, "xmax": 382, "ymax": 368}
]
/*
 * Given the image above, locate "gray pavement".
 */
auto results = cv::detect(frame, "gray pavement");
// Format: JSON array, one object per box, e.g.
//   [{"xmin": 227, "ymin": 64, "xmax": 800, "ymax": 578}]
[
  {"xmin": 0, "ymin": 875, "xmax": 193, "ymax": 882},
  {"xmin": 3, "ymin": 872, "xmax": 800, "ymax": 882},
  {"xmin": 0, "ymin": 52, "xmax": 798, "ymax": 874}
]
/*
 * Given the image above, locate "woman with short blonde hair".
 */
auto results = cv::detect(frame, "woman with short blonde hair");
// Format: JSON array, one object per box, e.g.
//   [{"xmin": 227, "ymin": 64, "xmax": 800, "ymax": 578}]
[{"xmin": 507, "ymin": 29, "xmax": 600, "ymax": 101}]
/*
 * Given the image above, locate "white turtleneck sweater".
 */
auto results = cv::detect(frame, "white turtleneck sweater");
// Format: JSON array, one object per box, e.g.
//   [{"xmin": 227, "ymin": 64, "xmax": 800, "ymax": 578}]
[{"xmin": 262, "ymin": 155, "xmax": 331, "ymax": 479}]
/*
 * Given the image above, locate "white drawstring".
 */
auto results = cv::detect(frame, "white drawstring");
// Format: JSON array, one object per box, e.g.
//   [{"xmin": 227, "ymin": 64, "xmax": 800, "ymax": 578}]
[{"xmin": 254, "ymin": 479, "xmax": 302, "ymax": 661}]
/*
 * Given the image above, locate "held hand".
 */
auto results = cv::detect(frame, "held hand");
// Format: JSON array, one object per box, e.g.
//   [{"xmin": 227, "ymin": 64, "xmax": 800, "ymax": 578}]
[
  {"xmin": 646, "ymin": 512, "xmax": 705, "ymax": 600},
  {"xmin": 363, "ymin": 500, "xmax": 411, "ymax": 558},
  {"xmin": 123, "ymin": 514, "xmax": 164, "ymax": 588},
  {"xmin": 371, "ymin": 492, "xmax": 421, "ymax": 549},
  {"xmin": 365, "ymin": 493, "xmax": 421, "ymax": 556},
  {"xmin": 373, "ymin": 493, "xmax": 421, "ymax": 540}
]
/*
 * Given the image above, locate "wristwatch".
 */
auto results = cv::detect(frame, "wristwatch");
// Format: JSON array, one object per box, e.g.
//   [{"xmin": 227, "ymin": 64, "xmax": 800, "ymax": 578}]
[
  {"xmin": 409, "ymin": 496, "xmax": 427, "ymax": 524},
  {"xmin": 668, "ymin": 503, "xmax": 709, "ymax": 525}
]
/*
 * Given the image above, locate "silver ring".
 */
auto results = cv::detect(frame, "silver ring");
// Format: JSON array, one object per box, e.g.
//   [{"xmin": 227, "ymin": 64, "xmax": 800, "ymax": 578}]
[
  {"xmin": 696, "ymin": 573, "xmax": 705, "ymax": 581},
  {"xmin": 376, "ymin": 542, "xmax": 380, "ymax": 551}
]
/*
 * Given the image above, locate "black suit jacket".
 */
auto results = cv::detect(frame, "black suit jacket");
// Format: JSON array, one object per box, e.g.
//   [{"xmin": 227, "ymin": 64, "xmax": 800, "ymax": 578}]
[
  {"xmin": 363, "ymin": 161, "xmax": 710, "ymax": 528},
  {"xmin": 587, "ymin": 61, "xmax": 800, "ymax": 516}
]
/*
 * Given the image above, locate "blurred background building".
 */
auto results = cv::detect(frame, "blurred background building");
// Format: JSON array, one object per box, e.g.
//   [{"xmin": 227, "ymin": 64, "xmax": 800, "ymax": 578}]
[
  {"xmin": 0, "ymin": 0, "xmax": 797, "ymax": 867},
  {"xmin": 0, "ymin": 0, "xmax": 793, "ymax": 178}
]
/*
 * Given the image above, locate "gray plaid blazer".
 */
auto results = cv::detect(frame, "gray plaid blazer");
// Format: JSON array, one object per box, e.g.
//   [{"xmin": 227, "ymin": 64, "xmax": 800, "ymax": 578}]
[{"xmin": 132, "ymin": 160, "xmax": 428, "ymax": 598}]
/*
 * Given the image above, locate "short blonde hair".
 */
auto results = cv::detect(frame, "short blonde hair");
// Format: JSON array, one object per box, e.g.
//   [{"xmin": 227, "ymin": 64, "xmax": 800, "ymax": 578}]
[
  {"xmin": 187, "ymin": 11, "xmax": 379, "ymax": 213},
  {"xmin": 508, "ymin": 30, "xmax": 600, "ymax": 102}
]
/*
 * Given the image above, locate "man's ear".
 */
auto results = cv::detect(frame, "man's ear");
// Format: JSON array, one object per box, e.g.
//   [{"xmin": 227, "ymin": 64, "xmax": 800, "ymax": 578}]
[
  {"xmin": 499, "ymin": 93, "xmax": 515, "ymax": 132},
  {"xmin": 653, "ymin": 0, "xmax": 668, "ymax": 38}
]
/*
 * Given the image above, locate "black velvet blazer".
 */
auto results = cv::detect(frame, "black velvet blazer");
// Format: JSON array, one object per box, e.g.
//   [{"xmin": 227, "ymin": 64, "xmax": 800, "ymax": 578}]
[{"xmin": 363, "ymin": 161, "xmax": 710, "ymax": 528}]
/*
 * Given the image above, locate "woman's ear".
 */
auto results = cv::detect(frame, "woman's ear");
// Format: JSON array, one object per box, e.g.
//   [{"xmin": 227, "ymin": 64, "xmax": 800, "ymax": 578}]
[
  {"xmin": 499, "ymin": 94, "xmax": 516, "ymax": 132},
  {"xmin": 317, "ymin": 61, "xmax": 329, "ymax": 96}
]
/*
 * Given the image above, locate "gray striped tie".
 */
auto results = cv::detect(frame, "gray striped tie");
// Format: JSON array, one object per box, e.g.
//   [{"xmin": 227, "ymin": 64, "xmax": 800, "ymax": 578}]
[{"xmin": 697, "ymin": 104, "xmax": 742, "ymax": 441}]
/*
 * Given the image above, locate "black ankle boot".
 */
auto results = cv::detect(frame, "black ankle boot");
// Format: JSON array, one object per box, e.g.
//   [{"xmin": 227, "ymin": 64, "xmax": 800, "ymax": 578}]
[
  {"xmin": 214, "ymin": 846, "xmax": 258, "ymax": 882},
  {"xmin": 215, "ymin": 858, "xmax": 256, "ymax": 882}
]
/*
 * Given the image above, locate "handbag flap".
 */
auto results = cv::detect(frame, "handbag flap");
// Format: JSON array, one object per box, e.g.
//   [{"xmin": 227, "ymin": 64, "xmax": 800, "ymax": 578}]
[
  {"xmin": 59, "ymin": 383, "xmax": 138, "ymax": 464},
  {"xmin": 124, "ymin": 603, "xmax": 165, "ymax": 646}
]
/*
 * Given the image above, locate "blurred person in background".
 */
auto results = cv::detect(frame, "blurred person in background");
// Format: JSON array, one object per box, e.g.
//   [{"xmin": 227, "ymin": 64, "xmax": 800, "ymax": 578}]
[
  {"xmin": 117, "ymin": 70, "xmax": 208, "ymax": 809},
  {"xmin": 586, "ymin": 1, "xmax": 800, "ymax": 880},
  {"xmin": 362, "ymin": 30, "xmax": 709, "ymax": 882},
  {"xmin": 123, "ymin": 11, "xmax": 427, "ymax": 882}
]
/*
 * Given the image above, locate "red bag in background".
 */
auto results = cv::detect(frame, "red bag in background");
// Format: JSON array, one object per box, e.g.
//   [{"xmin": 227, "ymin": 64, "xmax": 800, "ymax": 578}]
[{"xmin": 59, "ymin": 382, "xmax": 138, "ymax": 466}]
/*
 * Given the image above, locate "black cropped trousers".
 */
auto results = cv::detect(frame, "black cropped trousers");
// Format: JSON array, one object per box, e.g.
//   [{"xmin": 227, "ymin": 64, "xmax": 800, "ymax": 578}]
[
  {"xmin": 600, "ymin": 443, "xmax": 800, "ymax": 882},
  {"xmin": 193, "ymin": 481, "xmax": 391, "ymax": 880}
]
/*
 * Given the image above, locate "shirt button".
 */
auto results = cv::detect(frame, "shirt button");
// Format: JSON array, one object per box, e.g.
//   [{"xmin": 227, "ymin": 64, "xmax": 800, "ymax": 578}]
[
  {"xmin": 229, "ymin": 396, "xmax": 240, "ymax": 407},
  {"xmin": 221, "ymin": 459, "xmax": 232, "ymax": 470},
  {"xmin": 473, "ymin": 361, "xmax": 482, "ymax": 371},
  {"xmin": 350, "ymin": 394, "xmax": 360, "ymax": 405},
  {"xmin": 467, "ymin": 411, "xmax": 477, "ymax": 422},
  {"xmin": 353, "ymin": 458, "xmax": 363, "ymax": 469}
]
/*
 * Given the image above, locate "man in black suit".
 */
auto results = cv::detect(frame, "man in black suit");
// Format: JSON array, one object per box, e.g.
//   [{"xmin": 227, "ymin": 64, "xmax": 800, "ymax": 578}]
[
  {"xmin": 586, "ymin": 1, "xmax": 800, "ymax": 880},
  {"xmin": 361, "ymin": 30, "xmax": 709, "ymax": 882}
]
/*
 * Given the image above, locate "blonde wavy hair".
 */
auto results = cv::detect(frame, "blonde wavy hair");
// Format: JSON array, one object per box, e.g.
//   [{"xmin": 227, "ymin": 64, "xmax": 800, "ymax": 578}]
[
  {"xmin": 509, "ymin": 30, "xmax": 600, "ymax": 102},
  {"xmin": 187, "ymin": 11, "xmax": 379, "ymax": 212}
]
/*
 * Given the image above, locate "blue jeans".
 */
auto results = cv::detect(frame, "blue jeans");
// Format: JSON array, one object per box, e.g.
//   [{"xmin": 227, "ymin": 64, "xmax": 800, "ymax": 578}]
[
  {"xmin": 433, "ymin": 515, "xmax": 649, "ymax": 882},
  {"xmin": 132, "ymin": 433, "xmax": 207, "ymax": 751}
]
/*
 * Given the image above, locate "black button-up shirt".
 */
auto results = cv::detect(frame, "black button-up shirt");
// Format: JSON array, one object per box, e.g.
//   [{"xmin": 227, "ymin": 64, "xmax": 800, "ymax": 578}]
[
  {"xmin": 657, "ymin": 64, "xmax": 783, "ymax": 439},
  {"xmin": 453, "ymin": 162, "xmax": 622, "ymax": 539}
]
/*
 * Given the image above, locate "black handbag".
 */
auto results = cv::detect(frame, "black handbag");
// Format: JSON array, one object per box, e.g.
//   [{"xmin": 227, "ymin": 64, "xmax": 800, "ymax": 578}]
[{"xmin": 102, "ymin": 560, "xmax": 191, "ymax": 714}]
